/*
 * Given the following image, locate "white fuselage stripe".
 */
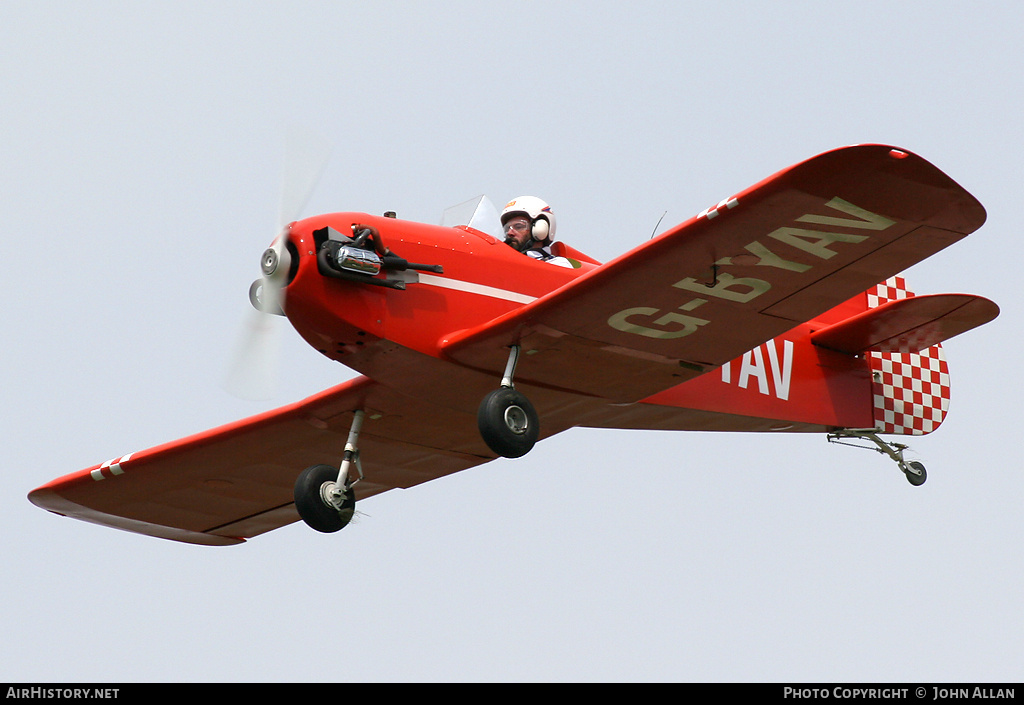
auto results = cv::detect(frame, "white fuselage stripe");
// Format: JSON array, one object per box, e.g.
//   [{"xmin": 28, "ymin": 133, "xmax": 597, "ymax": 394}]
[{"xmin": 417, "ymin": 273, "xmax": 537, "ymax": 304}]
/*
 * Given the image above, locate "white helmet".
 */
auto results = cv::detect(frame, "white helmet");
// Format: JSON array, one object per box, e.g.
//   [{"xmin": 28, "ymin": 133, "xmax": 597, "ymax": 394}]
[{"xmin": 501, "ymin": 196, "xmax": 556, "ymax": 242}]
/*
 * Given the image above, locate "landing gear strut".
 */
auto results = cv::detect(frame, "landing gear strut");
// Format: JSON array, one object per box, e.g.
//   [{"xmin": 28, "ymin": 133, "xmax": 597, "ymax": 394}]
[
  {"xmin": 294, "ymin": 410, "xmax": 365, "ymax": 532},
  {"xmin": 477, "ymin": 345, "xmax": 539, "ymax": 458},
  {"xmin": 827, "ymin": 429, "xmax": 927, "ymax": 486}
]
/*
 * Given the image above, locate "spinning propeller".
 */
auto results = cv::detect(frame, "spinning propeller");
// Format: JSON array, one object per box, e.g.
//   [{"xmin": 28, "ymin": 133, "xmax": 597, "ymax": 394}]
[{"xmin": 224, "ymin": 131, "xmax": 332, "ymax": 400}]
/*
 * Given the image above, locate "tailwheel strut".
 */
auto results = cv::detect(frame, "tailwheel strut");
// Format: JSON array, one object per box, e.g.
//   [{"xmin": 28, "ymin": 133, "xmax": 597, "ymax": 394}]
[
  {"xmin": 477, "ymin": 345, "xmax": 539, "ymax": 458},
  {"xmin": 827, "ymin": 429, "xmax": 927, "ymax": 486},
  {"xmin": 294, "ymin": 410, "xmax": 366, "ymax": 532}
]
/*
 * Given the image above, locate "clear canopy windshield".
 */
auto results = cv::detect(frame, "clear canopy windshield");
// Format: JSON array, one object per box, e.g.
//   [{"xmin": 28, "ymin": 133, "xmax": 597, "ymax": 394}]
[{"xmin": 440, "ymin": 195, "xmax": 503, "ymax": 241}]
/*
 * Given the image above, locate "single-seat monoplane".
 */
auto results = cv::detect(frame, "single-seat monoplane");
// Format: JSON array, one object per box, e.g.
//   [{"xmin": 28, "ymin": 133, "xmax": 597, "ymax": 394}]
[{"xmin": 29, "ymin": 145, "xmax": 999, "ymax": 545}]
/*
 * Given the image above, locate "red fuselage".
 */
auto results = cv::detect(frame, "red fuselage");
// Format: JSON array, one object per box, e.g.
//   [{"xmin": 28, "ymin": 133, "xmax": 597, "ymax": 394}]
[{"xmin": 280, "ymin": 213, "xmax": 875, "ymax": 435}]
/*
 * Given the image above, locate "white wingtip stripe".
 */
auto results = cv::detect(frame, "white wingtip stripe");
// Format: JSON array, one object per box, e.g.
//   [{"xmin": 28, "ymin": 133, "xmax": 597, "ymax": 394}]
[{"xmin": 91, "ymin": 453, "xmax": 134, "ymax": 481}]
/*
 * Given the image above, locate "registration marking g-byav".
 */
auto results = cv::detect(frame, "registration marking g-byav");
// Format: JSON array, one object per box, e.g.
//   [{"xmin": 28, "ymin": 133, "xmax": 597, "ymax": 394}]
[{"xmin": 607, "ymin": 197, "xmax": 896, "ymax": 341}]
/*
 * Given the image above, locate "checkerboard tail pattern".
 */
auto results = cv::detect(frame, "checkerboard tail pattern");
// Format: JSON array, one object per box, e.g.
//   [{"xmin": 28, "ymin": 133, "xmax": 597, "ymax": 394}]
[{"xmin": 867, "ymin": 277, "xmax": 951, "ymax": 435}]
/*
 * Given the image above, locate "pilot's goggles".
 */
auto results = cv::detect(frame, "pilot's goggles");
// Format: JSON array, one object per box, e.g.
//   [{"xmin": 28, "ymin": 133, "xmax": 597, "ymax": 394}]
[{"xmin": 503, "ymin": 220, "xmax": 530, "ymax": 235}]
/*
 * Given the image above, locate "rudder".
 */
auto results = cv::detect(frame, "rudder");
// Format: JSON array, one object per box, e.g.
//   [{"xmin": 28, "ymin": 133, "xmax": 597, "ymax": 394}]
[{"xmin": 867, "ymin": 277, "xmax": 951, "ymax": 435}]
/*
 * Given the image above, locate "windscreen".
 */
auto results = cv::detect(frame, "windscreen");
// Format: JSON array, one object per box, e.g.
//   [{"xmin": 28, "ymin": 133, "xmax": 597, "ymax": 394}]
[{"xmin": 440, "ymin": 195, "xmax": 503, "ymax": 240}]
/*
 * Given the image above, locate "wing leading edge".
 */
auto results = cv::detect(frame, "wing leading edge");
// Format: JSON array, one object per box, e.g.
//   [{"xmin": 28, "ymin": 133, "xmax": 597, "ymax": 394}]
[{"xmin": 441, "ymin": 145, "xmax": 986, "ymax": 402}]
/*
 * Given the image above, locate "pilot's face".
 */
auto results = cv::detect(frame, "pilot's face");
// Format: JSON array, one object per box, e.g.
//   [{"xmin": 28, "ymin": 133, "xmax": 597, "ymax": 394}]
[{"xmin": 503, "ymin": 216, "xmax": 531, "ymax": 250}]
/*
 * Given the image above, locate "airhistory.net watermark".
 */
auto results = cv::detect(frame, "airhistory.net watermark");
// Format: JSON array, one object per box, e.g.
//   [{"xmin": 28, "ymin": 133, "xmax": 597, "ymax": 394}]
[{"xmin": 6, "ymin": 688, "xmax": 118, "ymax": 699}]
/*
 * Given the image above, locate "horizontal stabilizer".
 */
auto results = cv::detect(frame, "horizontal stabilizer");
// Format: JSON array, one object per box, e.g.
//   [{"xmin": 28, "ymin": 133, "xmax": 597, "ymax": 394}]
[{"xmin": 811, "ymin": 293, "xmax": 999, "ymax": 355}]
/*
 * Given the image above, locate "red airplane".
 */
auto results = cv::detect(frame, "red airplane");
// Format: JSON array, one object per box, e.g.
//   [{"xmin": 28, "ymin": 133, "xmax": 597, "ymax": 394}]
[{"xmin": 28, "ymin": 144, "xmax": 999, "ymax": 546}]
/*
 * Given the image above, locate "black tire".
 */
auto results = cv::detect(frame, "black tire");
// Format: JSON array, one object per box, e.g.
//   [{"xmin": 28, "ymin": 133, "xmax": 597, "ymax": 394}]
[
  {"xmin": 904, "ymin": 461, "xmax": 927, "ymax": 487},
  {"xmin": 294, "ymin": 464, "xmax": 356, "ymax": 533},
  {"xmin": 477, "ymin": 387, "xmax": 539, "ymax": 458}
]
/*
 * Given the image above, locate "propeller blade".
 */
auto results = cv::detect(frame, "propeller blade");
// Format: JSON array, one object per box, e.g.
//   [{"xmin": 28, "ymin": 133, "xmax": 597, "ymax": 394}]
[
  {"xmin": 224, "ymin": 130, "xmax": 332, "ymax": 400},
  {"xmin": 224, "ymin": 306, "xmax": 284, "ymax": 400},
  {"xmin": 277, "ymin": 129, "xmax": 332, "ymax": 230}
]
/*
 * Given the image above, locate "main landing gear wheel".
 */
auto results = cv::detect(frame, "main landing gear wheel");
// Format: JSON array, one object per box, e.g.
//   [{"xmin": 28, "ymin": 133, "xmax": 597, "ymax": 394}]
[
  {"xmin": 903, "ymin": 461, "xmax": 927, "ymax": 487},
  {"xmin": 294, "ymin": 464, "xmax": 356, "ymax": 533},
  {"xmin": 477, "ymin": 387, "xmax": 539, "ymax": 458}
]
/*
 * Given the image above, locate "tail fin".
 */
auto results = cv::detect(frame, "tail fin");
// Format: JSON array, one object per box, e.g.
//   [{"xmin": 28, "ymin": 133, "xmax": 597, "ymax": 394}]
[{"xmin": 867, "ymin": 277, "xmax": 950, "ymax": 435}]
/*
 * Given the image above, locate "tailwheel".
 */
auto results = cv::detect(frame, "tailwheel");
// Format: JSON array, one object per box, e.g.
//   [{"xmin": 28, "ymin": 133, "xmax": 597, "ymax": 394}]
[
  {"xmin": 478, "ymin": 387, "xmax": 539, "ymax": 458},
  {"xmin": 903, "ymin": 460, "xmax": 927, "ymax": 487},
  {"xmin": 827, "ymin": 429, "xmax": 928, "ymax": 487},
  {"xmin": 294, "ymin": 464, "xmax": 356, "ymax": 533}
]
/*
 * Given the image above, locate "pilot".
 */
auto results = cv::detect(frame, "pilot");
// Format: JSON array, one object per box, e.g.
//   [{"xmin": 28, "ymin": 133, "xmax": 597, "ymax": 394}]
[{"xmin": 500, "ymin": 196, "xmax": 573, "ymax": 268}]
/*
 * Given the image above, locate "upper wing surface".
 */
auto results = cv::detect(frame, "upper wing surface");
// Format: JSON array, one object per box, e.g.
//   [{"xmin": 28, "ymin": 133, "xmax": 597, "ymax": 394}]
[
  {"xmin": 28, "ymin": 377, "xmax": 494, "ymax": 545},
  {"xmin": 442, "ymin": 145, "xmax": 986, "ymax": 402}
]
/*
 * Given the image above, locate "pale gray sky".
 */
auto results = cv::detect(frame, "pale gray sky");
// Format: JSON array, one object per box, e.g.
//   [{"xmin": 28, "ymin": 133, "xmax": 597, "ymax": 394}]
[{"xmin": 2, "ymin": 1, "xmax": 1020, "ymax": 681}]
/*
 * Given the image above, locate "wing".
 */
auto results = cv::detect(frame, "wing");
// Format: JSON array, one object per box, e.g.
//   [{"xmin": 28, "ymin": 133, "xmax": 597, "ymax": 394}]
[
  {"xmin": 28, "ymin": 377, "xmax": 494, "ymax": 545},
  {"xmin": 442, "ymin": 145, "xmax": 986, "ymax": 402}
]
